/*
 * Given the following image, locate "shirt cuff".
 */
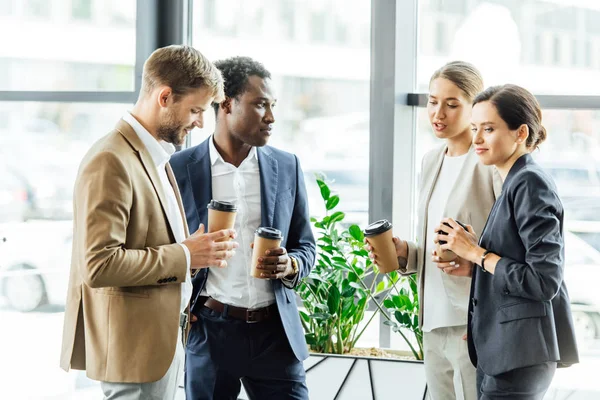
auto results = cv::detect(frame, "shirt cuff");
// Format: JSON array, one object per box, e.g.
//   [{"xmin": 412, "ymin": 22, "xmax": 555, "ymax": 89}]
[
  {"xmin": 281, "ymin": 273, "xmax": 298, "ymax": 288},
  {"xmin": 179, "ymin": 243, "xmax": 191, "ymax": 270}
]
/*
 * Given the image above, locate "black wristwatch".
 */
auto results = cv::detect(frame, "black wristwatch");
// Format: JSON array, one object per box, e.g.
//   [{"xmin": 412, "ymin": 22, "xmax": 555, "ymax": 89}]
[{"xmin": 480, "ymin": 250, "xmax": 492, "ymax": 272}]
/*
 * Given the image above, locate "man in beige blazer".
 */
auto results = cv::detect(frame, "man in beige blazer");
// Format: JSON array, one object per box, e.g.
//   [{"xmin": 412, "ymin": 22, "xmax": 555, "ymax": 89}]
[{"xmin": 60, "ymin": 45, "xmax": 238, "ymax": 400}]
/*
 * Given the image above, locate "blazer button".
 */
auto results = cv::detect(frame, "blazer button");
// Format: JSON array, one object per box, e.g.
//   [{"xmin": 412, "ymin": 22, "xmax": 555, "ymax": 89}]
[
  {"xmin": 158, "ymin": 279, "xmax": 165, "ymax": 284},
  {"xmin": 503, "ymin": 289, "xmax": 510, "ymax": 295},
  {"xmin": 172, "ymin": 277, "xmax": 178, "ymax": 282},
  {"xmin": 472, "ymin": 298, "xmax": 478, "ymax": 307}
]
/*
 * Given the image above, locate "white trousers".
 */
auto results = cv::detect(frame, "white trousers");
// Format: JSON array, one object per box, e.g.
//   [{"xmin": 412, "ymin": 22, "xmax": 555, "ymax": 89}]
[
  {"xmin": 424, "ymin": 325, "xmax": 477, "ymax": 400},
  {"xmin": 100, "ymin": 330, "xmax": 184, "ymax": 400}
]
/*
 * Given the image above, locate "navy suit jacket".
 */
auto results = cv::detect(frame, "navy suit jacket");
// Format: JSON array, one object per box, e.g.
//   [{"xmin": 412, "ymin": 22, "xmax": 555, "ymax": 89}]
[
  {"xmin": 170, "ymin": 137, "xmax": 316, "ymax": 361},
  {"xmin": 468, "ymin": 154, "xmax": 579, "ymax": 376}
]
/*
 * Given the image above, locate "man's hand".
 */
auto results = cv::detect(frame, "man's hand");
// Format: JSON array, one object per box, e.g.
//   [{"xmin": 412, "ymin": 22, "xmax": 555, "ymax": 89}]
[
  {"xmin": 182, "ymin": 224, "xmax": 238, "ymax": 270},
  {"xmin": 253, "ymin": 245, "xmax": 294, "ymax": 279}
]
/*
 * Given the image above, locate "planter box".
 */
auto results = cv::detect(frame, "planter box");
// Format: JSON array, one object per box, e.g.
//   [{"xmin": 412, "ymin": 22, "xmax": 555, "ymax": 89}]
[{"xmin": 238, "ymin": 350, "xmax": 427, "ymax": 400}]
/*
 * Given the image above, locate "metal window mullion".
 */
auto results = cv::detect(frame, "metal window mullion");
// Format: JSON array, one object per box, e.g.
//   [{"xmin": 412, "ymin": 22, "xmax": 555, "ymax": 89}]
[
  {"xmin": 405, "ymin": 93, "xmax": 600, "ymax": 110},
  {"xmin": 0, "ymin": 91, "xmax": 137, "ymax": 103}
]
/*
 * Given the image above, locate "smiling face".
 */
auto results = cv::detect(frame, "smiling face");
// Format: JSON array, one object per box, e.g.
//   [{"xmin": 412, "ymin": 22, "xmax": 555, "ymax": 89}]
[
  {"xmin": 471, "ymin": 100, "xmax": 529, "ymax": 168},
  {"xmin": 427, "ymin": 78, "xmax": 473, "ymax": 140},
  {"xmin": 156, "ymin": 86, "xmax": 214, "ymax": 146}
]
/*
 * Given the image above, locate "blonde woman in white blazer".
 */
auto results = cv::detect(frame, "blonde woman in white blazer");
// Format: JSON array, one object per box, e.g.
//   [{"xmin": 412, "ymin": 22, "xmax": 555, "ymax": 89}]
[{"xmin": 368, "ymin": 62, "xmax": 501, "ymax": 400}]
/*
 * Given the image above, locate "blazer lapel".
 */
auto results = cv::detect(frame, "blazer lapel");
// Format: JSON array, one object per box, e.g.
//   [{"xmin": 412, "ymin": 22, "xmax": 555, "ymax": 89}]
[
  {"xmin": 166, "ymin": 163, "xmax": 190, "ymax": 237},
  {"xmin": 115, "ymin": 119, "xmax": 170, "ymax": 222},
  {"xmin": 257, "ymin": 147, "xmax": 278, "ymax": 227},
  {"xmin": 420, "ymin": 145, "xmax": 446, "ymax": 261},
  {"xmin": 188, "ymin": 140, "xmax": 212, "ymax": 228}
]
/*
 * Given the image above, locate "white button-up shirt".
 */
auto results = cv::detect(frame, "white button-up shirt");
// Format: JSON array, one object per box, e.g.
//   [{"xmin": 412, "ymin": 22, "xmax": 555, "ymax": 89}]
[
  {"xmin": 122, "ymin": 113, "xmax": 192, "ymax": 314},
  {"xmin": 201, "ymin": 136, "xmax": 275, "ymax": 309}
]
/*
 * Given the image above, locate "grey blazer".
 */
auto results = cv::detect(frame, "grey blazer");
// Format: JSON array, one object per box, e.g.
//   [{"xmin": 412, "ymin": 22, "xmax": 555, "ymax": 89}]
[
  {"xmin": 468, "ymin": 154, "xmax": 579, "ymax": 376},
  {"xmin": 401, "ymin": 144, "xmax": 502, "ymax": 329}
]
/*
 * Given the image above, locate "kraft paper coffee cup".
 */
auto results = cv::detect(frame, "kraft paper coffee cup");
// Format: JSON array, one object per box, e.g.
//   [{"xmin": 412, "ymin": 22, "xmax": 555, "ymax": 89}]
[
  {"xmin": 207, "ymin": 200, "xmax": 237, "ymax": 241},
  {"xmin": 251, "ymin": 227, "xmax": 283, "ymax": 278},
  {"xmin": 364, "ymin": 219, "xmax": 398, "ymax": 273}
]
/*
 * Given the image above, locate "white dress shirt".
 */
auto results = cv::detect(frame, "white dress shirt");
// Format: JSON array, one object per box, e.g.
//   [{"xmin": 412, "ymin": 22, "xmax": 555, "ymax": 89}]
[
  {"xmin": 422, "ymin": 153, "xmax": 468, "ymax": 332},
  {"xmin": 201, "ymin": 136, "xmax": 276, "ymax": 309},
  {"xmin": 122, "ymin": 113, "xmax": 192, "ymax": 314}
]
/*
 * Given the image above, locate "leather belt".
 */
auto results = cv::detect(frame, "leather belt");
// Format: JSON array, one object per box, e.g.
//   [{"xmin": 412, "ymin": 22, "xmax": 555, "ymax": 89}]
[{"xmin": 200, "ymin": 296, "xmax": 277, "ymax": 323}]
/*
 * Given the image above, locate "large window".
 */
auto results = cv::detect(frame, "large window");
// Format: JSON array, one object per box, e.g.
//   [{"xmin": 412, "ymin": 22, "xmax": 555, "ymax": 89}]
[
  {"xmin": 190, "ymin": 0, "xmax": 371, "ymax": 228},
  {"xmin": 418, "ymin": 0, "xmax": 600, "ymax": 95},
  {"xmin": 0, "ymin": 101, "xmax": 130, "ymax": 399},
  {"xmin": 0, "ymin": 0, "xmax": 136, "ymax": 91}
]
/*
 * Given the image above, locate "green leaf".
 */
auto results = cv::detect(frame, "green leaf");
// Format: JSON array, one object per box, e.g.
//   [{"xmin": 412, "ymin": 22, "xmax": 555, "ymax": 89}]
[
  {"xmin": 348, "ymin": 225, "xmax": 364, "ymax": 241},
  {"xmin": 383, "ymin": 299, "xmax": 395, "ymax": 308},
  {"xmin": 314, "ymin": 222, "xmax": 325, "ymax": 229},
  {"xmin": 329, "ymin": 211, "xmax": 345, "ymax": 223},
  {"xmin": 305, "ymin": 333, "xmax": 317, "ymax": 345},
  {"xmin": 316, "ymin": 179, "xmax": 330, "ymax": 201},
  {"xmin": 376, "ymin": 280, "xmax": 385, "ymax": 293},
  {"xmin": 326, "ymin": 195, "xmax": 340, "ymax": 210},
  {"xmin": 348, "ymin": 281, "xmax": 363, "ymax": 290},
  {"xmin": 327, "ymin": 286, "xmax": 341, "ymax": 315},
  {"xmin": 299, "ymin": 311, "xmax": 310, "ymax": 323},
  {"xmin": 341, "ymin": 286, "xmax": 356, "ymax": 298},
  {"xmin": 310, "ymin": 312, "xmax": 332, "ymax": 321},
  {"xmin": 392, "ymin": 295, "xmax": 406, "ymax": 309},
  {"xmin": 383, "ymin": 320, "xmax": 396, "ymax": 327}
]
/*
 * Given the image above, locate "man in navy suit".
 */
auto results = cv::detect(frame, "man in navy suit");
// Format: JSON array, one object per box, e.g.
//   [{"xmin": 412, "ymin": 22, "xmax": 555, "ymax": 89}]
[{"xmin": 170, "ymin": 56, "xmax": 315, "ymax": 400}]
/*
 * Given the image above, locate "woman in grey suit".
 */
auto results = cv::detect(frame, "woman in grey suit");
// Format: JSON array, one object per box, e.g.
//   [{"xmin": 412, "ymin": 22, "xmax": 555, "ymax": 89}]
[
  {"xmin": 368, "ymin": 61, "xmax": 500, "ymax": 400},
  {"xmin": 438, "ymin": 84, "xmax": 579, "ymax": 399}
]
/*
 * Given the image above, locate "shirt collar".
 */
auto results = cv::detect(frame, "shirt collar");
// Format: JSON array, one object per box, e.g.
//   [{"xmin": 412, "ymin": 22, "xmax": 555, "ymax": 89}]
[
  {"xmin": 208, "ymin": 135, "xmax": 258, "ymax": 166},
  {"xmin": 123, "ymin": 112, "xmax": 174, "ymax": 167}
]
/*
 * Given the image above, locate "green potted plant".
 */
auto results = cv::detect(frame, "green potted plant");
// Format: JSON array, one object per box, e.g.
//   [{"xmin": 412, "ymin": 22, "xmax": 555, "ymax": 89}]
[
  {"xmin": 294, "ymin": 176, "xmax": 427, "ymax": 399},
  {"xmin": 296, "ymin": 175, "xmax": 423, "ymax": 359}
]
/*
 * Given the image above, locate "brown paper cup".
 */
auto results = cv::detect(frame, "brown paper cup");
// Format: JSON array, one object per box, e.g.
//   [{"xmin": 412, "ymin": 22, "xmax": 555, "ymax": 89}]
[
  {"xmin": 364, "ymin": 220, "xmax": 398, "ymax": 273},
  {"xmin": 251, "ymin": 227, "xmax": 283, "ymax": 278},
  {"xmin": 207, "ymin": 200, "xmax": 237, "ymax": 242}
]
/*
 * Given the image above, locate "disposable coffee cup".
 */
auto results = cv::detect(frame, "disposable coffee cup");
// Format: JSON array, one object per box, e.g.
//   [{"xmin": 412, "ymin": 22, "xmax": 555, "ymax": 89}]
[
  {"xmin": 364, "ymin": 219, "xmax": 398, "ymax": 273},
  {"xmin": 207, "ymin": 200, "xmax": 237, "ymax": 241},
  {"xmin": 251, "ymin": 227, "xmax": 283, "ymax": 278},
  {"xmin": 435, "ymin": 220, "xmax": 468, "ymax": 262}
]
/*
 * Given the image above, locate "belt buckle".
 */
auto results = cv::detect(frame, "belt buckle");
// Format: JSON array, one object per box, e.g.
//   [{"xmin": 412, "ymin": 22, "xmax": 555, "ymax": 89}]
[{"xmin": 246, "ymin": 309, "xmax": 260, "ymax": 324}]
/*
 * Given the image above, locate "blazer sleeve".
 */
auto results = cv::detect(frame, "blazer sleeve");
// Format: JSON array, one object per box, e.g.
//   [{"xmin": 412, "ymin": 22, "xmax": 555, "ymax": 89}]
[
  {"xmin": 492, "ymin": 171, "xmax": 564, "ymax": 302},
  {"xmin": 283, "ymin": 155, "xmax": 316, "ymax": 288},
  {"xmin": 77, "ymin": 151, "xmax": 187, "ymax": 289},
  {"xmin": 400, "ymin": 240, "xmax": 418, "ymax": 275}
]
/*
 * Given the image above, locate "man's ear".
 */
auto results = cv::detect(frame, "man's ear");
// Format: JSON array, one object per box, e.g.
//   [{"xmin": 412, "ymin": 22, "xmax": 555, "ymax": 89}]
[
  {"xmin": 157, "ymin": 86, "xmax": 173, "ymax": 108},
  {"xmin": 220, "ymin": 97, "xmax": 233, "ymax": 114}
]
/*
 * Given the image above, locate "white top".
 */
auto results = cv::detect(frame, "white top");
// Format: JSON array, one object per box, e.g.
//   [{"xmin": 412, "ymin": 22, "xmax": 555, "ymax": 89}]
[
  {"xmin": 122, "ymin": 113, "xmax": 192, "ymax": 314},
  {"xmin": 201, "ymin": 136, "xmax": 276, "ymax": 308},
  {"xmin": 422, "ymin": 153, "xmax": 469, "ymax": 332}
]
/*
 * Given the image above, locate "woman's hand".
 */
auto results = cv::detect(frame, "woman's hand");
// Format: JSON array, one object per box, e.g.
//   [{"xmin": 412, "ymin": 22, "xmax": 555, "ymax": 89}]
[
  {"xmin": 364, "ymin": 236, "xmax": 408, "ymax": 262},
  {"xmin": 432, "ymin": 250, "xmax": 473, "ymax": 277},
  {"xmin": 434, "ymin": 218, "xmax": 481, "ymax": 263}
]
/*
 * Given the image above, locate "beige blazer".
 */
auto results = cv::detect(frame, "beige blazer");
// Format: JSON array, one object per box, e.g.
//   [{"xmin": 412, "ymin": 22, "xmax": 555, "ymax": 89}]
[
  {"xmin": 401, "ymin": 144, "xmax": 502, "ymax": 329},
  {"xmin": 60, "ymin": 119, "xmax": 189, "ymax": 383}
]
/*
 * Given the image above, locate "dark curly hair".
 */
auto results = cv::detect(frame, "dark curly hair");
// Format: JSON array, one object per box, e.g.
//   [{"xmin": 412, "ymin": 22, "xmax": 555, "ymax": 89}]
[{"xmin": 212, "ymin": 56, "xmax": 272, "ymax": 114}]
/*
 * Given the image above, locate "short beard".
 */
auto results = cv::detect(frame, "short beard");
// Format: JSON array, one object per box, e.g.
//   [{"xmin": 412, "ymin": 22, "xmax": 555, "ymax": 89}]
[{"xmin": 157, "ymin": 111, "xmax": 184, "ymax": 146}]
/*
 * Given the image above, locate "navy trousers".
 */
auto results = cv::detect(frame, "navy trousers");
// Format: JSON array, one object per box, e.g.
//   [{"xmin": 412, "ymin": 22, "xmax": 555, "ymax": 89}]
[
  {"xmin": 476, "ymin": 362, "xmax": 556, "ymax": 399},
  {"xmin": 184, "ymin": 304, "xmax": 309, "ymax": 400}
]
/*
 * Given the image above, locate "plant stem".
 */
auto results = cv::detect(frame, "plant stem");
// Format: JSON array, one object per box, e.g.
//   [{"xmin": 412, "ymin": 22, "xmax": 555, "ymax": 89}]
[
  {"xmin": 351, "ymin": 305, "xmax": 379, "ymax": 348},
  {"xmin": 396, "ymin": 327, "xmax": 421, "ymax": 360}
]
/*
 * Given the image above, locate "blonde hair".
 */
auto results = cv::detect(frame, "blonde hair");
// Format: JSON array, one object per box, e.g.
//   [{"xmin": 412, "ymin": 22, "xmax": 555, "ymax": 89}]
[
  {"xmin": 141, "ymin": 45, "xmax": 224, "ymax": 102},
  {"xmin": 430, "ymin": 61, "xmax": 484, "ymax": 102}
]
